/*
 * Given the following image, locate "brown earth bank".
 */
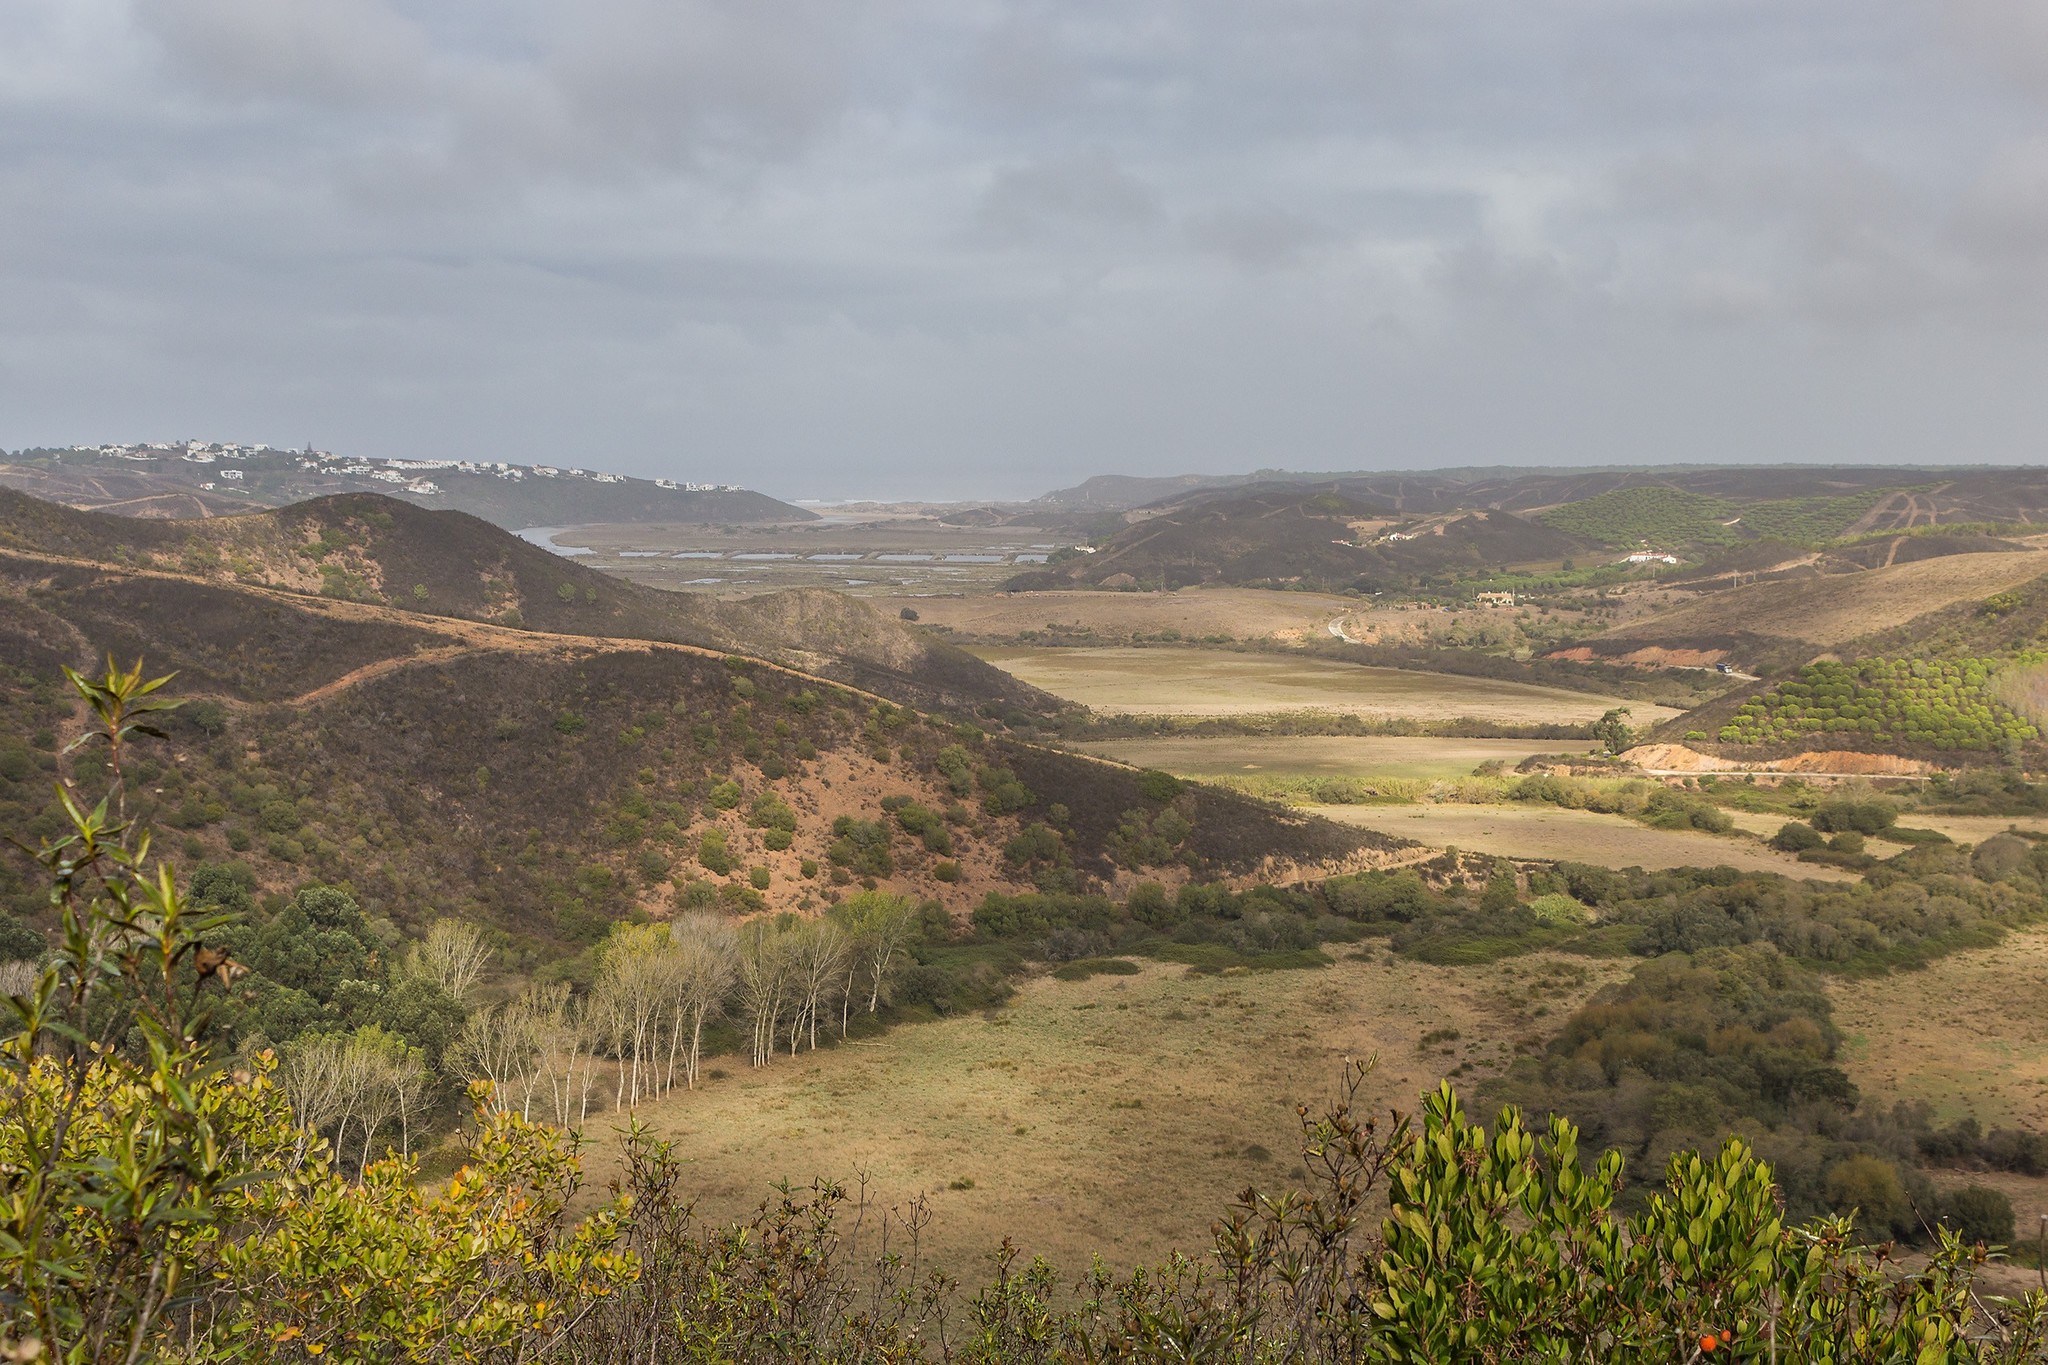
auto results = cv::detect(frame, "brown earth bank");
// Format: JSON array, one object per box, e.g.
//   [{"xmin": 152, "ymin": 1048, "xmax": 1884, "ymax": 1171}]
[{"xmin": 1618, "ymin": 743, "xmax": 1940, "ymax": 777}]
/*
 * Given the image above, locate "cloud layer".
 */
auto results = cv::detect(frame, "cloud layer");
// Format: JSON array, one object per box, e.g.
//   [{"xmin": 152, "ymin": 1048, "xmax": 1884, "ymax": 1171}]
[{"xmin": 3, "ymin": 0, "xmax": 2045, "ymax": 497}]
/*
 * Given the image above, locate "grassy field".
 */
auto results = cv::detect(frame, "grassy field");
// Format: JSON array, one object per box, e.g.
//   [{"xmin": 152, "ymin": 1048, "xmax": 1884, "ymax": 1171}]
[
  {"xmin": 1718, "ymin": 807, "xmax": 2048, "ymax": 848},
  {"xmin": 1310, "ymin": 802, "xmax": 1856, "ymax": 879},
  {"xmin": 971, "ymin": 646, "xmax": 1685, "ymax": 726},
  {"xmin": 1072, "ymin": 736, "xmax": 1602, "ymax": 784},
  {"xmin": 876, "ymin": 587, "xmax": 1360, "ymax": 644},
  {"xmin": 1830, "ymin": 925, "xmax": 2048, "ymax": 1272},
  {"xmin": 575, "ymin": 952, "xmax": 1628, "ymax": 1283}
]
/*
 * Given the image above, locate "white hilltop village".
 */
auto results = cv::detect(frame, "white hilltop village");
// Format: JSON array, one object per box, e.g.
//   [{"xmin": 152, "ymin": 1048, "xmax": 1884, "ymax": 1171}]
[{"xmin": 61, "ymin": 440, "xmax": 741, "ymax": 497}]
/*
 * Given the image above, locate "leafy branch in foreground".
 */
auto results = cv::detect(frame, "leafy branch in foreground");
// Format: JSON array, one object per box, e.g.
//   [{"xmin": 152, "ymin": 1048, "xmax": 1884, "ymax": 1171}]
[{"xmin": 0, "ymin": 659, "xmax": 242, "ymax": 1363}]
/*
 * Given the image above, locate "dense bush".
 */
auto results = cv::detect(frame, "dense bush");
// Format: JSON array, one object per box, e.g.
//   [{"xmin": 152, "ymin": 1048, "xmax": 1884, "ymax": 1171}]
[
  {"xmin": 1720, "ymin": 656, "xmax": 2039, "ymax": 752},
  {"xmin": 1769, "ymin": 820, "xmax": 1824, "ymax": 852}
]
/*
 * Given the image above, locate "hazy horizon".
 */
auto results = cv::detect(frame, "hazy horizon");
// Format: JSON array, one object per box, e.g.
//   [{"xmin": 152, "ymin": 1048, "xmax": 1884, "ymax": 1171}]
[{"xmin": 5, "ymin": 3, "xmax": 2048, "ymax": 499}]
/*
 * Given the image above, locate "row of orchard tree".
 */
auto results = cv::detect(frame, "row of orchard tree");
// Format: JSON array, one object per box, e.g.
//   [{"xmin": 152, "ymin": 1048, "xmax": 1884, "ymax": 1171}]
[{"xmin": 279, "ymin": 892, "xmax": 924, "ymax": 1152}]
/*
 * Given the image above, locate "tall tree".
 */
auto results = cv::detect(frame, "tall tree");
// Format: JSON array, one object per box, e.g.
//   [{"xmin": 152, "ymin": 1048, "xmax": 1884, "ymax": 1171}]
[
  {"xmin": 398, "ymin": 919, "xmax": 491, "ymax": 1003},
  {"xmin": 668, "ymin": 913, "xmax": 738, "ymax": 1090},
  {"xmin": 736, "ymin": 919, "xmax": 792, "ymax": 1068}
]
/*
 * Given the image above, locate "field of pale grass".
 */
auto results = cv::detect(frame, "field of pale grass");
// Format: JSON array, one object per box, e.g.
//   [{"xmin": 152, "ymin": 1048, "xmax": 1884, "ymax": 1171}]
[
  {"xmin": 972, "ymin": 646, "xmax": 1684, "ymax": 727},
  {"xmin": 575, "ymin": 952, "xmax": 1628, "ymax": 1284},
  {"xmin": 1830, "ymin": 924, "xmax": 2048, "ymax": 1270},
  {"xmin": 1310, "ymin": 802, "xmax": 1857, "ymax": 879},
  {"xmin": 1071, "ymin": 736, "xmax": 1604, "ymax": 786}
]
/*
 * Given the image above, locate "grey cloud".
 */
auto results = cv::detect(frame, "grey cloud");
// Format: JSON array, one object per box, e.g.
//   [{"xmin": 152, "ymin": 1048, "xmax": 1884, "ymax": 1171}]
[
  {"xmin": 978, "ymin": 148, "xmax": 1163, "ymax": 239},
  {"xmin": 1184, "ymin": 206, "xmax": 1326, "ymax": 269},
  {"xmin": 139, "ymin": 0, "xmax": 436, "ymax": 108},
  {"xmin": 3, "ymin": 0, "xmax": 2047, "ymax": 496}
]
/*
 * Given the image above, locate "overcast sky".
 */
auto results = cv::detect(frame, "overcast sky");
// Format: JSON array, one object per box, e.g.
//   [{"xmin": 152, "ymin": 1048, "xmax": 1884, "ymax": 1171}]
[{"xmin": 4, "ymin": 2, "xmax": 2047, "ymax": 499}]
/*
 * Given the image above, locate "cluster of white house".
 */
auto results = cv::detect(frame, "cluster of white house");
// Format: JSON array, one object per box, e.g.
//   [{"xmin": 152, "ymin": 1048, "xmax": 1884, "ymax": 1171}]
[{"xmin": 62, "ymin": 442, "xmax": 740, "ymax": 498}]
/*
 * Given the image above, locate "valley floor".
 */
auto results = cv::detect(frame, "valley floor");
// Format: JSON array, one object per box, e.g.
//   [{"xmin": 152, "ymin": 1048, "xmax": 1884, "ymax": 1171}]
[
  {"xmin": 971, "ymin": 645, "xmax": 1684, "ymax": 726},
  {"xmin": 1073, "ymin": 735, "xmax": 1602, "ymax": 784},
  {"xmin": 577, "ymin": 951, "xmax": 1628, "ymax": 1283},
  {"xmin": 1829, "ymin": 921, "xmax": 2048, "ymax": 1294},
  {"xmin": 1311, "ymin": 802, "xmax": 1857, "ymax": 879}
]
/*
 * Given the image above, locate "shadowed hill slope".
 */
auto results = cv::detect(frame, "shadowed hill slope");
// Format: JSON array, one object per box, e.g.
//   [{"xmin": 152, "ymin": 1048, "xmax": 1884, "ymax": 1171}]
[
  {"xmin": 0, "ymin": 488, "xmax": 1050, "ymax": 717},
  {"xmin": 0, "ymin": 519, "xmax": 1401, "ymax": 950}
]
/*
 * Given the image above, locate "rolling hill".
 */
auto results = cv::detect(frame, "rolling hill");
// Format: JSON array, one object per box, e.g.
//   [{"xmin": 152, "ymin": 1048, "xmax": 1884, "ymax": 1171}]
[
  {"xmin": 0, "ymin": 443, "xmax": 810, "ymax": 528},
  {"xmin": 0, "ymin": 491, "xmax": 1401, "ymax": 955},
  {"xmin": 1042, "ymin": 464, "xmax": 2048, "ymax": 526},
  {"xmin": 1007, "ymin": 487, "xmax": 1588, "ymax": 593},
  {"xmin": 0, "ymin": 489, "xmax": 1049, "ymax": 718}
]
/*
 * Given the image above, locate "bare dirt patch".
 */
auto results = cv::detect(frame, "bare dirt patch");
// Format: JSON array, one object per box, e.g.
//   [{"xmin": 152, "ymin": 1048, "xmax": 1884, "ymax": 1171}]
[
  {"xmin": 575, "ymin": 952, "xmax": 1629, "ymax": 1282},
  {"xmin": 1310, "ymin": 802, "xmax": 1858, "ymax": 879},
  {"xmin": 972, "ymin": 647, "xmax": 1684, "ymax": 727},
  {"xmin": 1621, "ymin": 743, "xmax": 1938, "ymax": 778}
]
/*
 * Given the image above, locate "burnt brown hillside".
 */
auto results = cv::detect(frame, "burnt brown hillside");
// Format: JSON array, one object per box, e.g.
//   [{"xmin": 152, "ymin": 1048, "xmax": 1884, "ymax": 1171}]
[
  {"xmin": 0, "ymin": 533, "xmax": 1402, "ymax": 956},
  {"xmin": 0, "ymin": 488, "xmax": 1047, "ymax": 717}
]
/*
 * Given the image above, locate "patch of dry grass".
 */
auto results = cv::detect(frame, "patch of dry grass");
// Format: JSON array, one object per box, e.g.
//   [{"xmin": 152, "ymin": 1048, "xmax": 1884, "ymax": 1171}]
[
  {"xmin": 575, "ymin": 952, "xmax": 1628, "ymax": 1282},
  {"xmin": 1830, "ymin": 925, "xmax": 2048, "ymax": 1277},
  {"xmin": 1072, "ymin": 736, "xmax": 1604, "ymax": 785},
  {"xmin": 971, "ymin": 646, "xmax": 1684, "ymax": 727},
  {"xmin": 1311, "ymin": 802, "xmax": 1858, "ymax": 879},
  {"xmin": 876, "ymin": 587, "xmax": 1360, "ymax": 643}
]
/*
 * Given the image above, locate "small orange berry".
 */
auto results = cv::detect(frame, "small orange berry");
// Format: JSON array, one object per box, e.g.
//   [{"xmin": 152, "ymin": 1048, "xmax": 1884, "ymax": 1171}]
[{"xmin": 1700, "ymin": 1333, "xmax": 1719, "ymax": 1353}]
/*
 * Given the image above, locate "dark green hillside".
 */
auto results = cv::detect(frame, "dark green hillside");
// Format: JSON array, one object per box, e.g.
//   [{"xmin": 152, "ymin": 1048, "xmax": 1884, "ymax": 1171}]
[
  {"xmin": 0, "ymin": 563, "xmax": 448, "ymax": 702},
  {"xmin": 0, "ymin": 553, "xmax": 1393, "ymax": 953},
  {"xmin": 0, "ymin": 488, "xmax": 1048, "ymax": 717},
  {"xmin": 1539, "ymin": 487, "xmax": 1739, "ymax": 549},
  {"xmin": 1010, "ymin": 486, "xmax": 1586, "ymax": 593}
]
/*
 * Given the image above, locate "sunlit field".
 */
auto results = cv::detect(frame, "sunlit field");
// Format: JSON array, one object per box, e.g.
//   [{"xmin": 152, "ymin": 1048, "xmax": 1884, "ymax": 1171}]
[
  {"xmin": 1310, "ymin": 802, "xmax": 1856, "ymax": 880},
  {"xmin": 577, "ymin": 951, "xmax": 1629, "ymax": 1284},
  {"xmin": 970, "ymin": 646, "xmax": 1684, "ymax": 726},
  {"xmin": 1073, "ymin": 735, "xmax": 1603, "ymax": 785}
]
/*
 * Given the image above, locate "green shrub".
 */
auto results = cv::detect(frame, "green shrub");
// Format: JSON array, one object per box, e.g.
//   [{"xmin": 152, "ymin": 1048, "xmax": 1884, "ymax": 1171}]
[
  {"xmin": 1823, "ymin": 1154, "xmax": 1913, "ymax": 1240},
  {"xmin": 1973, "ymin": 833, "xmax": 2032, "ymax": 881},
  {"xmin": 1050, "ymin": 957, "xmax": 1141, "ymax": 981},
  {"xmin": 1770, "ymin": 821, "xmax": 1824, "ymax": 852},
  {"xmin": 1526, "ymin": 893, "xmax": 1590, "ymax": 926},
  {"xmin": 1812, "ymin": 798, "xmax": 1898, "ymax": 835},
  {"xmin": 1942, "ymin": 1185, "xmax": 2015, "ymax": 1247}
]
